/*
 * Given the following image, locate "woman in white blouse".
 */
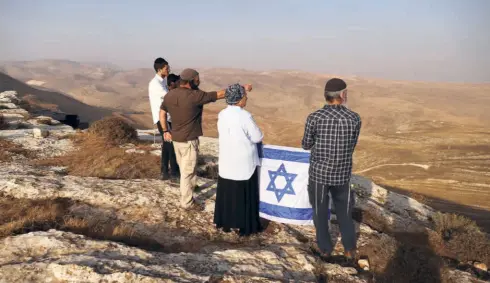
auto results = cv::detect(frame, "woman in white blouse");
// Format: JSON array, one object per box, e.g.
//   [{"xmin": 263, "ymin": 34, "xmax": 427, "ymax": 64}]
[{"xmin": 213, "ymin": 83, "xmax": 263, "ymax": 236}]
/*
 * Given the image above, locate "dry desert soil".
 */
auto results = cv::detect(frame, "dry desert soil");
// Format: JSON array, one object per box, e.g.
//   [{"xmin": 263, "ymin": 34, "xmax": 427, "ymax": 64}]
[{"xmin": 2, "ymin": 59, "xmax": 489, "ymax": 230}]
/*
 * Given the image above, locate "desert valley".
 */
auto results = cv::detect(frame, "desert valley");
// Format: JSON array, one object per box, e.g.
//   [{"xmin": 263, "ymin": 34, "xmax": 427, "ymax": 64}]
[{"xmin": 1, "ymin": 59, "xmax": 489, "ymax": 230}]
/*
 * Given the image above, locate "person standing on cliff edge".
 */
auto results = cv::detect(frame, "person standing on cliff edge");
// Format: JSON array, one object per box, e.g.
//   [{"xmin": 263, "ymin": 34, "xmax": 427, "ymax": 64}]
[
  {"xmin": 159, "ymin": 68, "xmax": 253, "ymax": 211},
  {"xmin": 148, "ymin": 57, "xmax": 180, "ymax": 181},
  {"xmin": 302, "ymin": 78, "xmax": 361, "ymax": 260}
]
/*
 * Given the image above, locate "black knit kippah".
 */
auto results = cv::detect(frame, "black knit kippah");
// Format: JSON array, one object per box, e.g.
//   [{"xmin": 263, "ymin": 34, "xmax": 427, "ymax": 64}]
[{"xmin": 325, "ymin": 78, "xmax": 347, "ymax": 92}]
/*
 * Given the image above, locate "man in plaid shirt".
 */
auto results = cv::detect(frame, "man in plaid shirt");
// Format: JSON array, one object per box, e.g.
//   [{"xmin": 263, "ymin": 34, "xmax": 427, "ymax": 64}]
[{"xmin": 302, "ymin": 78, "xmax": 361, "ymax": 259}]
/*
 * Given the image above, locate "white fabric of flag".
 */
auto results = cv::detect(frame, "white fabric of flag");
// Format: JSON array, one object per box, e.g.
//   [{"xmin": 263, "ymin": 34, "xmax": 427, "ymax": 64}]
[{"xmin": 258, "ymin": 144, "xmax": 332, "ymax": 225}]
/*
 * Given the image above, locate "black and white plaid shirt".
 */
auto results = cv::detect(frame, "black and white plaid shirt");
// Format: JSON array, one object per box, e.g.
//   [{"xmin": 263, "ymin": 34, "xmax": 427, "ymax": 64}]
[{"xmin": 302, "ymin": 104, "xmax": 361, "ymax": 185}]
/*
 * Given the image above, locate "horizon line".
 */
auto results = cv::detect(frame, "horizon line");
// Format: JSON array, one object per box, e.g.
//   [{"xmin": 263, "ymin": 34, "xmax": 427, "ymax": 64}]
[{"xmin": 1, "ymin": 58, "xmax": 490, "ymax": 85}]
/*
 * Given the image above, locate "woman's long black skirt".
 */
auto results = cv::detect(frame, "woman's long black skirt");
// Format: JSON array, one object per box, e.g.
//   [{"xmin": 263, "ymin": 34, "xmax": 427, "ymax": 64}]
[{"xmin": 213, "ymin": 168, "xmax": 261, "ymax": 236}]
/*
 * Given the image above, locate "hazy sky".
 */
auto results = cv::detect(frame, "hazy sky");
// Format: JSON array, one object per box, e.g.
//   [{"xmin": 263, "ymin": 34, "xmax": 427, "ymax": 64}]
[{"xmin": 1, "ymin": 0, "xmax": 489, "ymax": 82}]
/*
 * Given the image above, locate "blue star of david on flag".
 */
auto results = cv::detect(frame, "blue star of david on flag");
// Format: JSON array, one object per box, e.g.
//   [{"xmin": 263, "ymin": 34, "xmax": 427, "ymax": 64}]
[{"xmin": 266, "ymin": 163, "xmax": 298, "ymax": 202}]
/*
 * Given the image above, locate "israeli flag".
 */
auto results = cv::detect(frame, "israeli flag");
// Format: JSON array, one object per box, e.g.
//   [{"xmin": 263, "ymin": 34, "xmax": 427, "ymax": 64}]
[{"xmin": 258, "ymin": 144, "xmax": 319, "ymax": 225}]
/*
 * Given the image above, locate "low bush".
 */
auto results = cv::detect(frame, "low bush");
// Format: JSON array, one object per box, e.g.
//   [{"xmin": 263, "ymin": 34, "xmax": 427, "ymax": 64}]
[
  {"xmin": 0, "ymin": 138, "xmax": 37, "ymax": 162},
  {"xmin": 87, "ymin": 116, "xmax": 137, "ymax": 145},
  {"xmin": 35, "ymin": 133, "xmax": 160, "ymax": 179},
  {"xmin": 0, "ymin": 196, "xmax": 163, "ymax": 250},
  {"xmin": 433, "ymin": 212, "xmax": 490, "ymax": 266}
]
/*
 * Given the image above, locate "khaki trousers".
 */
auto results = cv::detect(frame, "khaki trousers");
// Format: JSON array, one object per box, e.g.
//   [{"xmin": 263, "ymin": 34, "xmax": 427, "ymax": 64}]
[{"xmin": 172, "ymin": 139, "xmax": 199, "ymax": 208}]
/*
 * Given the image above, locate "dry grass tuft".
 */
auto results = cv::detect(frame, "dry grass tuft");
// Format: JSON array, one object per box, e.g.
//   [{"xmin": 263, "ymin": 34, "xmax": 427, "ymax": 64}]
[
  {"xmin": 36, "ymin": 117, "xmax": 53, "ymax": 125},
  {"xmin": 433, "ymin": 212, "xmax": 490, "ymax": 266},
  {"xmin": 0, "ymin": 138, "xmax": 37, "ymax": 162},
  {"xmin": 0, "ymin": 196, "xmax": 71, "ymax": 237},
  {"xmin": 88, "ymin": 116, "xmax": 137, "ymax": 145},
  {"xmin": 0, "ymin": 196, "xmax": 164, "ymax": 250},
  {"xmin": 433, "ymin": 212, "xmax": 480, "ymax": 239},
  {"xmin": 358, "ymin": 232, "xmax": 449, "ymax": 283},
  {"xmin": 35, "ymin": 133, "xmax": 160, "ymax": 179}
]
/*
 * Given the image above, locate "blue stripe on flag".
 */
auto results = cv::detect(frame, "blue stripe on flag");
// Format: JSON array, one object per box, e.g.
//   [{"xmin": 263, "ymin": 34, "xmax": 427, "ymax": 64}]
[
  {"xmin": 260, "ymin": 201, "xmax": 313, "ymax": 220},
  {"xmin": 260, "ymin": 147, "xmax": 310, "ymax": 164}
]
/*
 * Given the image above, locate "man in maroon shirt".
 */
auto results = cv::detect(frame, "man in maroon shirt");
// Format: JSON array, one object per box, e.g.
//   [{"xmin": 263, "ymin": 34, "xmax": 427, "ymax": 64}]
[{"xmin": 160, "ymin": 68, "xmax": 252, "ymax": 211}]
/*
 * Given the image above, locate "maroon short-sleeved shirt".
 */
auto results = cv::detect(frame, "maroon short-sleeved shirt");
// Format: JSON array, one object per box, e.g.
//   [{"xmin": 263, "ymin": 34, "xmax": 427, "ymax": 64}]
[{"xmin": 160, "ymin": 88, "xmax": 218, "ymax": 142}]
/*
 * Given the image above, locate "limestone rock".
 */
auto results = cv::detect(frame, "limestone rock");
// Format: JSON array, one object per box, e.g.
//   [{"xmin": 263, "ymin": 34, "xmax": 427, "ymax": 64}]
[
  {"xmin": 358, "ymin": 259, "xmax": 370, "ymax": 271},
  {"xmin": 1, "ymin": 131, "xmax": 74, "ymax": 158},
  {"xmin": 0, "ymin": 108, "xmax": 29, "ymax": 118},
  {"xmin": 0, "ymin": 98, "xmax": 14, "ymax": 104},
  {"xmin": 0, "ymin": 90, "xmax": 20, "ymax": 104},
  {"xmin": 0, "ymin": 102, "xmax": 18, "ymax": 109},
  {"xmin": 444, "ymin": 269, "xmax": 488, "ymax": 283},
  {"xmin": 120, "ymin": 143, "xmax": 136, "ymax": 149},
  {"xmin": 0, "ymin": 113, "xmax": 25, "ymax": 124},
  {"xmin": 125, "ymin": 148, "xmax": 146, "ymax": 154},
  {"xmin": 474, "ymin": 262, "xmax": 488, "ymax": 272},
  {"xmin": 319, "ymin": 263, "xmax": 365, "ymax": 282},
  {"xmin": 0, "ymin": 230, "xmax": 322, "ymax": 282},
  {"xmin": 0, "ymin": 125, "xmax": 74, "ymax": 139},
  {"xmin": 33, "ymin": 128, "xmax": 49, "ymax": 138},
  {"xmin": 27, "ymin": 115, "xmax": 61, "ymax": 126}
]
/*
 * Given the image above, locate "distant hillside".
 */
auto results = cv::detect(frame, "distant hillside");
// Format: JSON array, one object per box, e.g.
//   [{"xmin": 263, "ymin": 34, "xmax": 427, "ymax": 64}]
[
  {"xmin": 3, "ymin": 60, "xmax": 490, "ymax": 133},
  {"xmin": 0, "ymin": 71, "xmax": 136, "ymax": 126},
  {"xmin": 1, "ymin": 60, "xmax": 490, "ymax": 227}
]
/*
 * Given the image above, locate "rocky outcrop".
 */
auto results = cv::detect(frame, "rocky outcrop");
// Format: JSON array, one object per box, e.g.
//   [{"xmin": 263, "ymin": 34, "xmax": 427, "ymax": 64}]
[
  {"xmin": 0, "ymin": 91, "xmax": 76, "ymax": 158},
  {"xmin": 0, "ymin": 90, "xmax": 80, "ymax": 130},
  {"xmin": 0, "ymin": 90, "xmax": 487, "ymax": 282},
  {"xmin": 0, "ymin": 230, "xmax": 322, "ymax": 282}
]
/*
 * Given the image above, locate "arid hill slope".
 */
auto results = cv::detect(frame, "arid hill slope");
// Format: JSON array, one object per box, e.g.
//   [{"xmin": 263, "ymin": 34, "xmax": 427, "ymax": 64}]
[{"xmin": 2, "ymin": 60, "xmax": 490, "ymax": 228}]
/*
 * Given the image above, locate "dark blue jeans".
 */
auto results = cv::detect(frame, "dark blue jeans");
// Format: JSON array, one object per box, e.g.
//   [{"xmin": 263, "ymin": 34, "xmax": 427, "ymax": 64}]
[
  {"xmin": 308, "ymin": 180, "xmax": 356, "ymax": 254},
  {"xmin": 156, "ymin": 121, "xmax": 179, "ymax": 176}
]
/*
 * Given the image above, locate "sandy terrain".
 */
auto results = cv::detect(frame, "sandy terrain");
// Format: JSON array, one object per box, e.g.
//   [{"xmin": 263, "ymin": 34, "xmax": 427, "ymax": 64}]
[{"xmin": 26, "ymin": 80, "xmax": 45, "ymax": 86}]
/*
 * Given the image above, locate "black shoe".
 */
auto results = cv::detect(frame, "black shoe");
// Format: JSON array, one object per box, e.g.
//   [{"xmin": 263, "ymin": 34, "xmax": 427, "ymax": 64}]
[
  {"xmin": 218, "ymin": 227, "xmax": 231, "ymax": 233},
  {"xmin": 171, "ymin": 172, "xmax": 180, "ymax": 179},
  {"xmin": 170, "ymin": 176, "xmax": 180, "ymax": 184},
  {"xmin": 310, "ymin": 245, "xmax": 333, "ymax": 262},
  {"xmin": 161, "ymin": 173, "xmax": 170, "ymax": 180}
]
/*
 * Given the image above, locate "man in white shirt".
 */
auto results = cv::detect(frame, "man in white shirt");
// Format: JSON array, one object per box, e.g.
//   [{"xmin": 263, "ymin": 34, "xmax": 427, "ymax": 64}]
[{"xmin": 148, "ymin": 57, "xmax": 179, "ymax": 180}]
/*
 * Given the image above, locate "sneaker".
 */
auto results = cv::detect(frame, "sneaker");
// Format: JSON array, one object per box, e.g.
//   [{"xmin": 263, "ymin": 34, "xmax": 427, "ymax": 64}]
[{"xmin": 310, "ymin": 244, "xmax": 331, "ymax": 260}]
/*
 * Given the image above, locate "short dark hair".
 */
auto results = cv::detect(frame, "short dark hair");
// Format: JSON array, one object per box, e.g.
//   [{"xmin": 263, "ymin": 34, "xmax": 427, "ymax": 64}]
[
  {"xmin": 153, "ymin": 57, "xmax": 168, "ymax": 73},
  {"xmin": 167, "ymin": 74, "xmax": 180, "ymax": 86}
]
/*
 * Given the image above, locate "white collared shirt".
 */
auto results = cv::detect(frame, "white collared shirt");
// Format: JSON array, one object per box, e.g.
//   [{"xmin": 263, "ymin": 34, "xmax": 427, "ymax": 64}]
[
  {"xmin": 148, "ymin": 74, "xmax": 170, "ymax": 124},
  {"xmin": 218, "ymin": 106, "xmax": 264, "ymax": 180}
]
